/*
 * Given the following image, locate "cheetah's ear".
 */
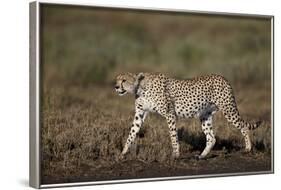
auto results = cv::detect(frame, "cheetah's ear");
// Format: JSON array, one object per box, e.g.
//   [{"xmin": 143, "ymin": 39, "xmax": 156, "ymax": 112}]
[
  {"xmin": 133, "ymin": 72, "xmax": 145, "ymax": 89},
  {"xmin": 136, "ymin": 72, "xmax": 144, "ymax": 81}
]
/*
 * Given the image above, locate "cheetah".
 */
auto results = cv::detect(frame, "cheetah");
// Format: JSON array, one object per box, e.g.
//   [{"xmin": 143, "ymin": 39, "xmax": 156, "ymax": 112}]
[{"xmin": 114, "ymin": 73, "xmax": 261, "ymax": 160}]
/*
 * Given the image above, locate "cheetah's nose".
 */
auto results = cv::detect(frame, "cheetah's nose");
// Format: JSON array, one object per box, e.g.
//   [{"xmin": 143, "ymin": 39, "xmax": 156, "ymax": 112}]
[{"xmin": 115, "ymin": 85, "xmax": 120, "ymax": 89}]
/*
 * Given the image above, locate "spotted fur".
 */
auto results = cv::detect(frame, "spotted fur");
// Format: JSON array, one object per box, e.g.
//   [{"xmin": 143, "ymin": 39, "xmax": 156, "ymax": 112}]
[{"xmin": 115, "ymin": 73, "xmax": 261, "ymax": 159}]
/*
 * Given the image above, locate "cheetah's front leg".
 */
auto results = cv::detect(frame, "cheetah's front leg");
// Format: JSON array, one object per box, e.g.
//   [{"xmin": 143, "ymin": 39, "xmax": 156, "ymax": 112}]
[{"xmin": 120, "ymin": 108, "xmax": 146, "ymax": 159}]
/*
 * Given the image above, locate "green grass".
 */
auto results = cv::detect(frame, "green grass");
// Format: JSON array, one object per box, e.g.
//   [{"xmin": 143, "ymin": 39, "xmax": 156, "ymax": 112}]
[{"xmin": 41, "ymin": 5, "xmax": 271, "ymax": 86}]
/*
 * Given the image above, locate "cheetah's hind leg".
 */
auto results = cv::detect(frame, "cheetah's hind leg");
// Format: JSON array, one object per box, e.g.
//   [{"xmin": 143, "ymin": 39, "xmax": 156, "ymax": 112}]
[
  {"xmin": 165, "ymin": 113, "xmax": 180, "ymax": 159},
  {"xmin": 241, "ymin": 127, "xmax": 252, "ymax": 152},
  {"xmin": 196, "ymin": 110, "xmax": 217, "ymax": 160}
]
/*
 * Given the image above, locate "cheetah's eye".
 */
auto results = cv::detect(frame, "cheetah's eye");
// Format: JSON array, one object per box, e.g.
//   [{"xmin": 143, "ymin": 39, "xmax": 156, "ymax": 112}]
[{"xmin": 122, "ymin": 79, "xmax": 126, "ymax": 83}]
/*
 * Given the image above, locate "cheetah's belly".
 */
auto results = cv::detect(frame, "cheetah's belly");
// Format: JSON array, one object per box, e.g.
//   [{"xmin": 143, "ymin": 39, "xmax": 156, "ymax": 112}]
[
  {"xmin": 174, "ymin": 95, "xmax": 210, "ymax": 118},
  {"xmin": 174, "ymin": 99, "xmax": 218, "ymax": 119}
]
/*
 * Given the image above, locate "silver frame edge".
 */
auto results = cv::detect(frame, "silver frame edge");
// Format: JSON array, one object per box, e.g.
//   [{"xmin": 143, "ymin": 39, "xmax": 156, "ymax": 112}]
[
  {"xmin": 271, "ymin": 16, "xmax": 275, "ymax": 173},
  {"xmin": 30, "ymin": 1, "xmax": 41, "ymax": 189},
  {"xmin": 41, "ymin": 171, "xmax": 273, "ymax": 189},
  {"xmin": 37, "ymin": 0, "xmax": 273, "ymax": 18}
]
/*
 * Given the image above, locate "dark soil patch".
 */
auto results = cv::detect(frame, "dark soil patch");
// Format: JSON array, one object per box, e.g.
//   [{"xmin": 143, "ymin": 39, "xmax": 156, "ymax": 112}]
[{"xmin": 42, "ymin": 150, "xmax": 272, "ymax": 184}]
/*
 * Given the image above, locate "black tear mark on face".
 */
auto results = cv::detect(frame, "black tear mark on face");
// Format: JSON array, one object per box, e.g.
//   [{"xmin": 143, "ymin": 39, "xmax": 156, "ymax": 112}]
[{"xmin": 119, "ymin": 90, "xmax": 126, "ymax": 95}]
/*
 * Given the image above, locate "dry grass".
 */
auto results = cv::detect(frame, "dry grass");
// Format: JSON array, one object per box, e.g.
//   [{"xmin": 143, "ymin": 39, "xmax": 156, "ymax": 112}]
[{"xmin": 41, "ymin": 84, "xmax": 271, "ymax": 180}]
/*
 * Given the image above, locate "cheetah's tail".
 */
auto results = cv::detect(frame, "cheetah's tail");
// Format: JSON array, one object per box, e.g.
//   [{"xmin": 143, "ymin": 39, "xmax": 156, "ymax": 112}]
[
  {"xmin": 222, "ymin": 108, "xmax": 262, "ymax": 130},
  {"xmin": 242, "ymin": 120, "xmax": 262, "ymax": 130}
]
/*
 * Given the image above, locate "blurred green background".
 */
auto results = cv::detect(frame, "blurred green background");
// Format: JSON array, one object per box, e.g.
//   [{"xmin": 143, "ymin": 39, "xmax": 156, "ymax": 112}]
[{"xmin": 41, "ymin": 5, "xmax": 271, "ymax": 88}]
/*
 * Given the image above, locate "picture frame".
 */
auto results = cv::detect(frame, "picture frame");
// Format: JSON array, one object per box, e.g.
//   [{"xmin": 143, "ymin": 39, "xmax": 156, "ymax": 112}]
[{"xmin": 30, "ymin": 1, "xmax": 274, "ymax": 188}]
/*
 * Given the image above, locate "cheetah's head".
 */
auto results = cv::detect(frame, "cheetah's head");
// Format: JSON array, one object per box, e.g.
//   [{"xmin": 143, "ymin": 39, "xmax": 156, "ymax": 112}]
[{"xmin": 115, "ymin": 72, "xmax": 144, "ymax": 96}]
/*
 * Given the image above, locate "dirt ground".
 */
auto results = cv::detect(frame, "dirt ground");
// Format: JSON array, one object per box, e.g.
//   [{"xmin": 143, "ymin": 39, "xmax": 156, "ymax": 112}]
[{"xmin": 42, "ymin": 150, "xmax": 271, "ymax": 184}]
